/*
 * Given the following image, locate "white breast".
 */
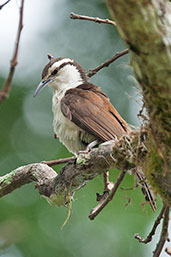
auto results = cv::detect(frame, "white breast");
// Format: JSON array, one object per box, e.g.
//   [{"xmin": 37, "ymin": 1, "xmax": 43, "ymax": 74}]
[{"xmin": 52, "ymin": 91, "xmax": 85, "ymax": 154}]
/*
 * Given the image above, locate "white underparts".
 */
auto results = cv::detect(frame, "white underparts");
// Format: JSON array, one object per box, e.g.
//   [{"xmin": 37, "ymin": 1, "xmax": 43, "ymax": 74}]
[
  {"xmin": 50, "ymin": 61, "xmax": 95, "ymax": 154},
  {"xmin": 52, "ymin": 91, "xmax": 95, "ymax": 154}
]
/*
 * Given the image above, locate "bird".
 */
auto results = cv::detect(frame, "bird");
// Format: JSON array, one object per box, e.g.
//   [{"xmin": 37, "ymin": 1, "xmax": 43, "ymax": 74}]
[{"xmin": 34, "ymin": 54, "xmax": 156, "ymax": 211}]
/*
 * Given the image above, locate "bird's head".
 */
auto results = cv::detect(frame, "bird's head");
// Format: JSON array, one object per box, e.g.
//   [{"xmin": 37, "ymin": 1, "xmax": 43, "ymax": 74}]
[{"xmin": 33, "ymin": 54, "xmax": 89, "ymax": 97}]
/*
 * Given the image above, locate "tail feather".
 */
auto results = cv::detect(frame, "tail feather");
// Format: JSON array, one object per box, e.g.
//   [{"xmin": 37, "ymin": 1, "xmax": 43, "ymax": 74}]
[{"xmin": 135, "ymin": 169, "xmax": 156, "ymax": 212}]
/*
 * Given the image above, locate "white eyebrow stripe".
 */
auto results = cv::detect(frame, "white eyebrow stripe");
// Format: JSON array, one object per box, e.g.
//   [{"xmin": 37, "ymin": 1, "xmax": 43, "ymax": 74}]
[{"xmin": 51, "ymin": 58, "xmax": 74, "ymax": 69}]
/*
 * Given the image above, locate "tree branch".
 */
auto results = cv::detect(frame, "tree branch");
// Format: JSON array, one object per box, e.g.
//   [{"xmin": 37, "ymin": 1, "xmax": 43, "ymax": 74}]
[
  {"xmin": 89, "ymin": 169, "xmax": 126, "ymax": 220},
  {"xmin": 135, "ymin": 205, "xmax": 166, "ymax": 244},
  {"xmin": 87, "ymin": 49, "xmax": 129, "ymax": 77},
  {"xmin": 0, "ymin": 130, "xmax": 147, "ymax": 206},
  {"xmin": 70, "ymin": 12, "xmax": 116, "ymax": 26},
  {"xmin": 0, "ymin": 163, "xmax": 57, "ymax": 198},
  {"xmin": 153, "ymin": 206, "xmax": 170, "ymax": 257},
  {"xmin": 0, "ymin": 0, "xmax": 24, "ymax": 104}
]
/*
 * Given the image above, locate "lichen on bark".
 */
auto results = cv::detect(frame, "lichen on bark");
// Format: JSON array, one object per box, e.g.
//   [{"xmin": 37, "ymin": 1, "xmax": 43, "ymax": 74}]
[{"xmin": 107, "ymin": 0, "xmax": 171, "ymax": 205}]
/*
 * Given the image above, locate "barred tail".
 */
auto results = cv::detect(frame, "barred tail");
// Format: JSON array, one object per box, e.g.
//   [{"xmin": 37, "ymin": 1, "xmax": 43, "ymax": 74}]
[{"xmin": 135, "ymin": 168, "xmax": 156, "ymax": 212}]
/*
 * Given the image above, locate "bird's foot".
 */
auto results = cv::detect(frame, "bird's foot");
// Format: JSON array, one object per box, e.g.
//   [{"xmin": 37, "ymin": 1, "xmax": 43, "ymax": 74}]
[{"xmin": 78, "ymin": 139, "xmax": 99, "ymax": 155}]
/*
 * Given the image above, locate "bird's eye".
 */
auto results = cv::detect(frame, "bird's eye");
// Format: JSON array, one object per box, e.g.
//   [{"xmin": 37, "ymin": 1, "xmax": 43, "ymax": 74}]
[{"xmin": 51, "ymin": 69, "xmax": 58, "ymax": 76}]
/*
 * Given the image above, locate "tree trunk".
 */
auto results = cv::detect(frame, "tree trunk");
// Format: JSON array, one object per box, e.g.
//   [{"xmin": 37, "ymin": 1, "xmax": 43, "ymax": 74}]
[{"xmin": 107, "ymin": 0, "xmax": 171, "ymax": 205}]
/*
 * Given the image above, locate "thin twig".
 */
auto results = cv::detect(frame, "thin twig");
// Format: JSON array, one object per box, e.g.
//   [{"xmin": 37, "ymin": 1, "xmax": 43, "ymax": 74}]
[
  {"xmin": 135, "ymin": 205, "xmax": 166, "ymax": 244},
  {"xmin": 121, "ymin": 184, "xmax": 138, "ymax": 191},
  {"xmin": 89, "ymin": 169, "xmax": 126, "ymax": 220},
  {"xmin": 104, "ymin": 172, "xmax": 109, "ymax": 191},
  {"xmin": 0, "ymin": 0, "xmax": 24, "ymax": 104},
  {"xmin": 0, "ymin": 0, "xmax": 11, "ymax": 10},
  {"xmin": 103, "ymin": 171, "xmax": 114, "ymax": 191},
  {"xmin": 153, "ymin": 206, "xmax": 170, "ymax": 257},
  {"xmin": 87, "ymin": 48, "xmax": 129, "ymax": 77},
  {"xmin": 42, "ymin": 156, "xmax": 76, "ymax": 167},
  {"xmin": 70, "ymin": 12, "xmax": 116, "ymax": 26},
  {"xmin": 96, "ymin": 172, "xmax": 114, "ymax": 202}
]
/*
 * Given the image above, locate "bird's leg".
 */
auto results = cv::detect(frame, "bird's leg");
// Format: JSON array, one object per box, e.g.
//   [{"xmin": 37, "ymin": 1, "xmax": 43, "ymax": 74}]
[
  {"xmin": 86, "ymin": 139, "xmax": 99, "ymax": 151},
  {"xmin": 81, "ymin": 140, "xmax": 114, "ymax": 201},
  {"xmin": 78, "ymin": 139, "xmax": 99, "ymax": 154}
]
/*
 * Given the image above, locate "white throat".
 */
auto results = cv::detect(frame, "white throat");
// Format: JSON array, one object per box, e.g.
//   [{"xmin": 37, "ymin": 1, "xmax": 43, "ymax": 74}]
[{"xmin": 50, "ymin": 63, "xmax": 84, "ymax": 95}]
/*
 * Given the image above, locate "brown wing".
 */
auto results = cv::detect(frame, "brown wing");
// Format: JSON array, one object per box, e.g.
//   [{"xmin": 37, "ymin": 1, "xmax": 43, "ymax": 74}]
[{"xmin": 61, "ymin": 83, "xmax": 130, "ymax": 142}]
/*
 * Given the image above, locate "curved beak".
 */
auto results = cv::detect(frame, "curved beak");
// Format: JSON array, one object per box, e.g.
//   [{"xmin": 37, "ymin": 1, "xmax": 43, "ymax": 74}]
[{"xmin": 33, "ymin": 79, "xmax": 51, "ymax": 97}]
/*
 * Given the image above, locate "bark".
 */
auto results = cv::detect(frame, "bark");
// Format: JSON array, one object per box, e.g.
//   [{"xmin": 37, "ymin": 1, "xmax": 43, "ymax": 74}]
[
  {"xmin": 107, "ymin": 0, "xmax": 171, "ymax": 205},
  {"xmin": 0, "ymin": 131, "xmax": 145, "ymax": 205}
]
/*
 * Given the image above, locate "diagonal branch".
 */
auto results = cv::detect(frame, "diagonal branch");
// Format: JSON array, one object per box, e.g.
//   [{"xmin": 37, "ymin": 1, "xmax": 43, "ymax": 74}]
[
  {"xmin": 153, "ymin": 206, "xmax": 170, "ymax": 257},
  {"xmin": 87, "ymin": 48, "xmax": 129, "ymax": 77},
  {"xmin": 0, "ymin": 0, "xmax": 11, "ymax": 10},
  {"xmin": 135, "ymin": 205, "xmax": 166, "ymax": 244},
  {"xmin": 0, "ymin": 0, "xmax": 24, "ymax": 104},
  {"xmin": 89, "ymin": 169, "xmax": 126, "ymax": 220}
]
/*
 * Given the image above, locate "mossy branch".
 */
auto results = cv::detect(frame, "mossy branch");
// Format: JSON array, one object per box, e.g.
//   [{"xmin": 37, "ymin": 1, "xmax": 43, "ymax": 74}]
[{"xmin": 0, "ymin": 130, "xmax": 146, "ymax": 206}]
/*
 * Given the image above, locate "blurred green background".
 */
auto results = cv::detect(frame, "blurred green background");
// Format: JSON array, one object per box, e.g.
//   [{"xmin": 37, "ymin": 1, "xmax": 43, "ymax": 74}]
[{"xmin": 0, "ymin": 0, "xmax": 165, "ymax": 256}]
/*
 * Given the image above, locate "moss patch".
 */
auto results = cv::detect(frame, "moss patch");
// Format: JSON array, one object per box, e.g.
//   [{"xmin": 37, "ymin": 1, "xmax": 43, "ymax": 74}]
[
  {"xmin": 0, "ymin": 169, "xmax": 18, "ymax": 186},
  {"xmin": 143, "ymin": 136, "xmax": 171, "ymax": 205}
]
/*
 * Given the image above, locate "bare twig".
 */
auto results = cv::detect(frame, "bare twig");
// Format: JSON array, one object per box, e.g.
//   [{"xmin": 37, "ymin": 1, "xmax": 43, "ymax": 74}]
[
  {"xmin": 153, "ymin": 206, "xmax": 170, "ymax": 257},
  {"xmin": 124, "ymin": 197, "xmax": 131, "ymax": 207},
  {"xmin": 0, "ymin": 0, "xmax": 11, "ymax": 10},
  {"xmin": 42, "ymin": 156, "xmax": 76, "ymax": 167},
  {"xmin": 103, "ymin": 172, "xmax": 109, "ymax": 191},
  {"xmin": 135, "ymin": 205, "xmax": 166, "ymax": 244},
  {"xmin": 121, "ymin": 184, "xmax": 138, "ymax": 191},
  {"xmin": 87, "ymin": 48, "xmax": 129, "ymax": 77},
  {"xmin": 96, "ymin": 172, "xmax": 114, "ymax": 202},
  {"xmin": 89, "ymin": 169, "xmax": 126, "ymax": 220},
  {"xmin": 137, "ymin": 102, "xmax": 147, "ymax": 120},
  {"xmin": 69, "ymin": 12, "xmax": 127, "ymax": 79},
  {"xmin": 0, "ymin": 0, "xmax": 24, "ymax": 104},
  {"xmin": 70, "ymin": 12, "xmax": 116, "ymax": 26},
  {"xmin": 103, "ymin": 171, "xmax": 114, "ymax": 191}
]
